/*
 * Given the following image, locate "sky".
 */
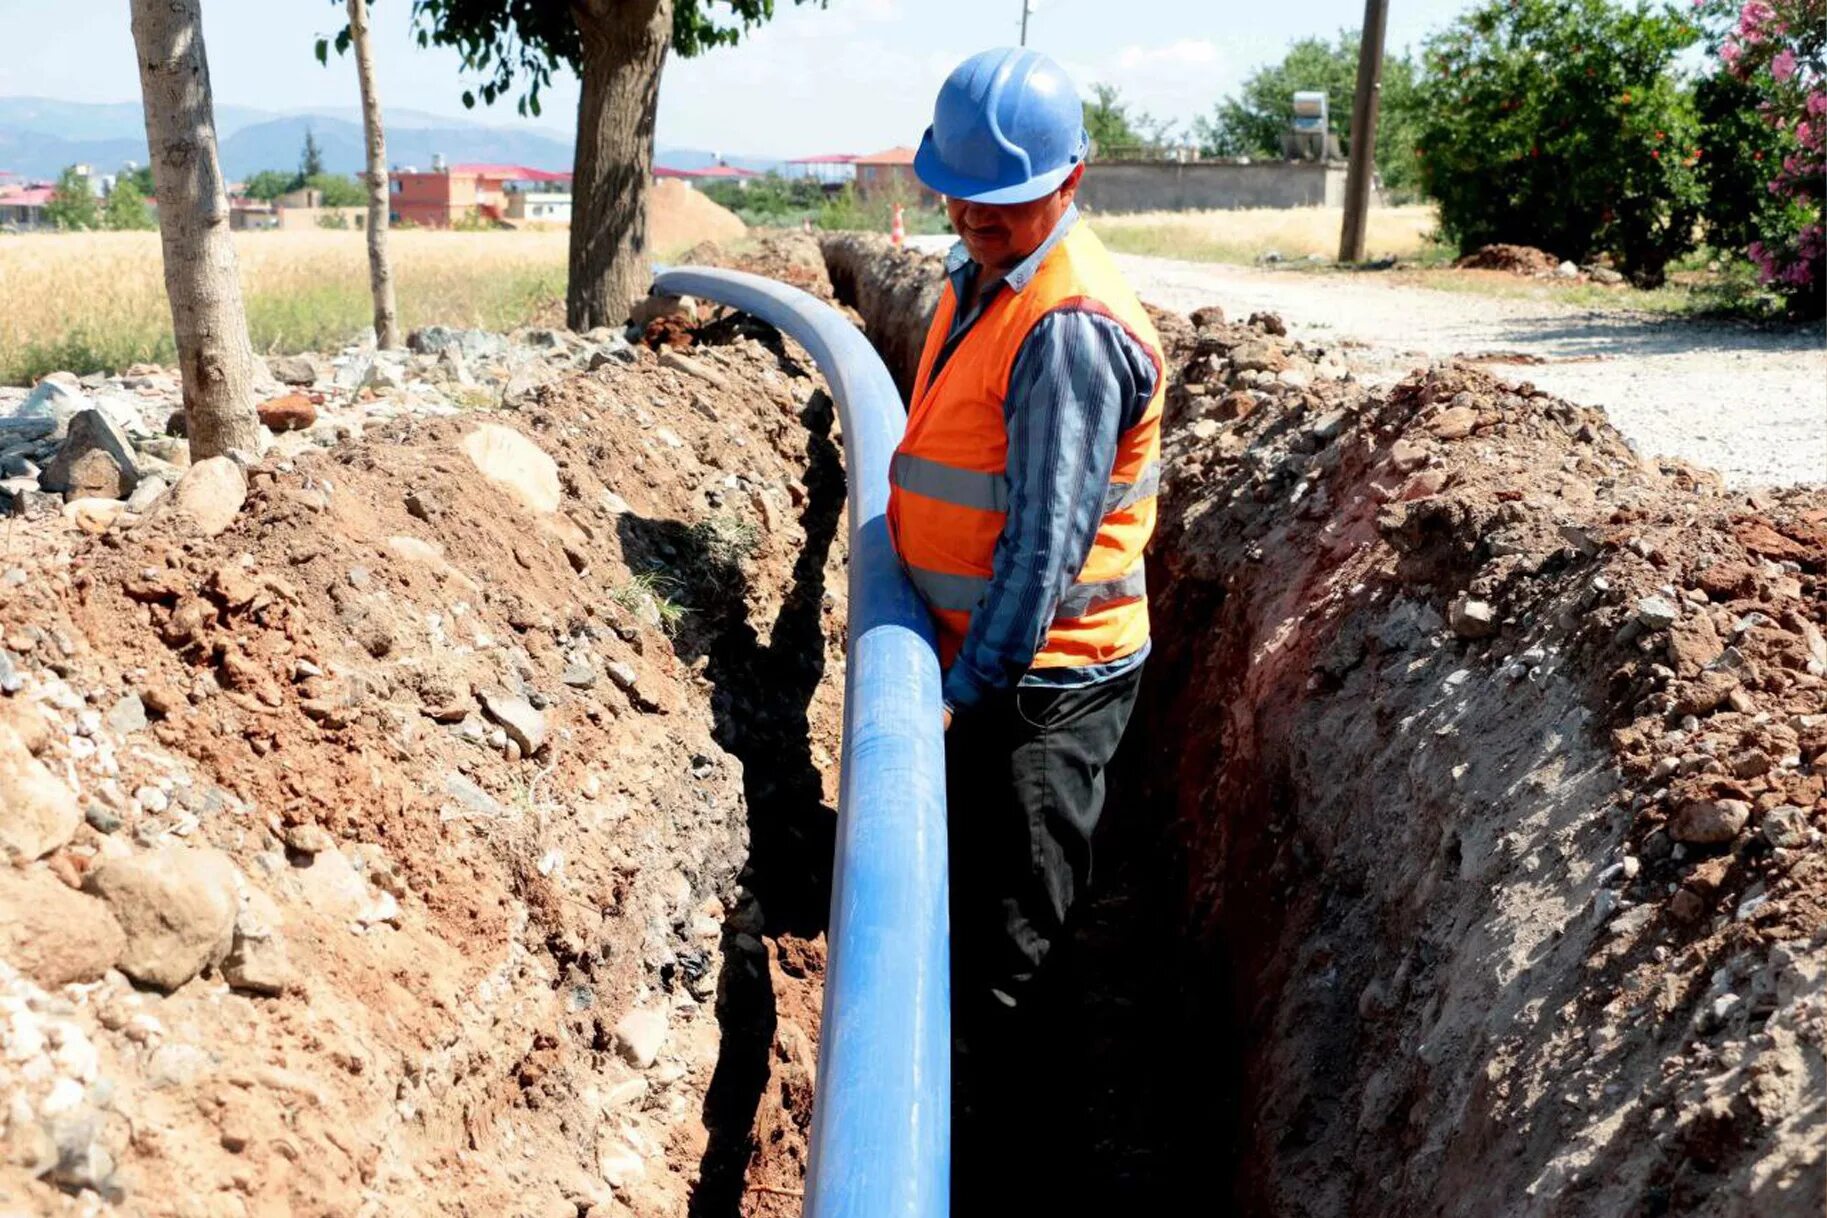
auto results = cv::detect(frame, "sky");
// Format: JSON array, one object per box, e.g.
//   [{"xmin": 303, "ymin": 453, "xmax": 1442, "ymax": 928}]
[{"xmin": 0, "ymin": 0, "xmax": 1480, "ymax": 157}]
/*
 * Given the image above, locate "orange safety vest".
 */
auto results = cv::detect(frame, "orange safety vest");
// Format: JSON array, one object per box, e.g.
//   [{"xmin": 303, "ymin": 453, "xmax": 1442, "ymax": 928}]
[{"xmin": 888, "ymin": 220, "xmax": 1163, "ymax": 672}]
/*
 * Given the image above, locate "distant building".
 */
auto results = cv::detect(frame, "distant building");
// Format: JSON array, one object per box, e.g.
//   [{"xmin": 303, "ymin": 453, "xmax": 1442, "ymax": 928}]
[
  {"xmin": 784, "ymin": 154, "xmax": 858, "ymax": 188},
  {"xmin": 388, "ymin": 160, "xmax": 572, "ymax": 228},
  {"xmin": 853, "ymin": 146, "xmax": 933, "ymax": 205},
  {"xmin": 652, "ymin": 164, "xmax": 760, "ymax": 189},
  {"xmin": 506, "ymin": 189, "xmax": 572, "ymax": 224},
  {"xmin": 0, "ymin": 183, "xmax": 52, "ymax": 231},
  {"xmin": 228, "ymin": 195, "xmax": 277, "ymax": 231}
]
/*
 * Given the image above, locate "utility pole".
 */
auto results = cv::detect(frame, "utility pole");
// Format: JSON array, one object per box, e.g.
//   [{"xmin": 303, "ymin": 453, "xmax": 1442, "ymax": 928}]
[
  {"xmin": 1337, "ymin": 0, "xmax": 1390, "ymax": 263},
  {"xmin": 1019, "ymin": 0, "xmax": 1032, "ymax": 46}
]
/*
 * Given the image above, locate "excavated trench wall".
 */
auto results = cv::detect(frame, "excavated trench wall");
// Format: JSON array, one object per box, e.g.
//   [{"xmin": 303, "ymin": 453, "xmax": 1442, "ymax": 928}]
[{"xmin": 821, "ymin": 233, "xmax": 1826, "ymax": 1218}]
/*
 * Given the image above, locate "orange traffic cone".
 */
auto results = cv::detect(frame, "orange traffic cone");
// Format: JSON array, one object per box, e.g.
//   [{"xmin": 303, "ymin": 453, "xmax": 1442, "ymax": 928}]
[{"xmin": 891, "ymin": 203, "xmax": 905, "ymax": 248}]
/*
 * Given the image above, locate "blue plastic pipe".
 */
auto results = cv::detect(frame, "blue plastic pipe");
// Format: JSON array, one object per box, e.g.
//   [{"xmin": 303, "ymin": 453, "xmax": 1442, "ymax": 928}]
[{"xmin": 652, "ymin": 267, "xmax": 950, "ymax": 1218}]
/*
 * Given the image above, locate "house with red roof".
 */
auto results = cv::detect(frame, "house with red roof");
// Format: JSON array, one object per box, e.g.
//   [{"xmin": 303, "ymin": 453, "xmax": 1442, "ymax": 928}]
[
  {"xmin": 387, "ymin": 157, "xmax": 575, "ymax": 228},
  {"xmin": 0, "ymin": 182, "xmax": 54, "ymax": 231},
  {"xmin": 854, "ymin": 146, "xmax": 934, "ymax": 206}
]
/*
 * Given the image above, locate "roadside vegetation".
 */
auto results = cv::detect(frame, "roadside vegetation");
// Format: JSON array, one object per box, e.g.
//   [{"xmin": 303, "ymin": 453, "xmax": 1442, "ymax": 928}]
[{"xmin": 0, "ymin": 229, "xmax": 573, "ymax": 385}]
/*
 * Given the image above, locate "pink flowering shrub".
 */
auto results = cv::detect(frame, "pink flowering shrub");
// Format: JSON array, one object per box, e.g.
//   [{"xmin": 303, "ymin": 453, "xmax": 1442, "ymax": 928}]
[{"xmin": 1703, "ymin": 0, "xmax": 1824, "ymax": 313}]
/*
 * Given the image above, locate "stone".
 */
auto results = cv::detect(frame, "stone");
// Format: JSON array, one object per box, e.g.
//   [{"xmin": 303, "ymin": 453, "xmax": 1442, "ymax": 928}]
[
  {"xmin": 1670, "ymin": 798, "xmax": 1752, "ymax": 845},
  {"xmin": 1761, "ymin": 805, "xmax": 1809, "ymax": 849},
  {"xmin": 463, "ymin": 424, "xmax": 560, "ymax": 515},
  {"xmin": 437, "ymin": 345, "xmax": 476, "ymax": 387},
  {"xmin": 363, "ymin": 359, "xmax": 407, "ymax": 392},
  {"xmin": 1228, "ymin": 341, "xmax": 1287, "ymax": 375},
  {"xmin": 266, "ymin": 354, "xmax": 319, "ymax": 385},
  {"xmin": 284, "ymin": 823, "xmax": 336, "ymax": 855},
  {"xmin": 0, "ymin": 724, "xmax": 80, "ymax": 861},
  {"xmin": 124, "ymin": 474, "xmax": 169, "ymax": 514},
  {"xmin": 480, "ymin": 690, "xmax": 548, "ymax": 755},
  {"xmin": 257, "ymin": 393, "xmax": 317, "ymax": 433},
  {"xmin": 1666, "ymin": 613, "xmax": 1723, "ymax": 674},
  {"xmin": 1449, "ymin": 595, "xmax": 1497, "ymax": 639},
  {"xmin": 1430, "ymin": 406, "xmax": 1479, "ymax": 440},
  {"xmin": 563, "ymin": 662, "xmax": 597, "ymax": 689},
  {"xmin": 11, "ymin": 376, "xmax": 91, "ymax": 435},
  {"xmin": 0, "ymin": 866, "xmax": 125, "ymax": 986},
  {"xmin": 613, "ymin": 1008, "xmax": 668, "ymax": 1069},
  {"xmin": 1635, "ymin": 596, "xmax": 1679, "ymax": 630},
  {"xmin": 63, "ymin": 496, "xmax": 127, "ymax": 534},
  {"xmin": 40, "ymin": 409, "xmax": 140, "ymax": 500},
  {"xmin": 164, "ymin": 457, "xmax": 247, "ymax": 537},
  {"xmin": 84, "ymin": 844, "xmax": 240, "ymax": 990},
  {"xmin": 105, "ymin": 693, "xmax": 148, "ymax": 737},
  {"xmin": 1588, "ymin": 266, "xmax": 1625, "ymax": 285},
  {"xmin": 606, "ymin": 661, "xmax": 641, "ymax": 694},
  {"xmin": 222, "ymin": 887, "xmax": 295, "ymax": 996}
]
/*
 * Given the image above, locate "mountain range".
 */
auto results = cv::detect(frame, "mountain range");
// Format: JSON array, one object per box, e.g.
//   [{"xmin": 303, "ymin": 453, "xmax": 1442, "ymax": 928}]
[{"xmin": 0, "ymin": 96, "xmax": 784, "ymax": 183}]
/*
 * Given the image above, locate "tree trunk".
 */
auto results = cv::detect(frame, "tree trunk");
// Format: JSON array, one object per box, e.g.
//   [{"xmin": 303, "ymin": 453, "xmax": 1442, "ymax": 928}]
[
  {"xmin": 347, "ymin": 0, "xmax": 399, "ymax": 348},
  {"xmin": 129, "ymin": 0, "xmax": 262, "ymax": 461},
  {"xmin": 566, "ymin": 0, "xmax": 672, "ymax": 331}
]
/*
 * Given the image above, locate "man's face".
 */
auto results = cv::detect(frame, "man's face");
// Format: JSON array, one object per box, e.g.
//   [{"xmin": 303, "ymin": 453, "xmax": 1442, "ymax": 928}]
[{"xmin": 946, "ymin": 164, "xmax": 1084, "ymax": 273}]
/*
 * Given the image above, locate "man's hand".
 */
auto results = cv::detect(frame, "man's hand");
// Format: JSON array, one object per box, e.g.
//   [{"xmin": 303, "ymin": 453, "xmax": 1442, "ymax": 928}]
[{"xmin": 943, "ymin": 707, "xmax": 954, "ymax": 732}]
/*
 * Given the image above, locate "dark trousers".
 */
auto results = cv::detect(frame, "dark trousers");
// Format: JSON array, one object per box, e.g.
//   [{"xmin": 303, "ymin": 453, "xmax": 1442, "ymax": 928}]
[{"xmin": 946, "ymin": 662, "xmax": 1144, "ymax": 1212}]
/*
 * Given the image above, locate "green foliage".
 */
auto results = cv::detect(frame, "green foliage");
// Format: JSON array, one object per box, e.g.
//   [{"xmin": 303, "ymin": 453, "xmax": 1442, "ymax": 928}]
[
  {"xmin": 1193, "ymin": 32, "xmax": 1422, "ymax": 191},
  {"xmin": 1413, "ymin": 0, "xmax": 1705, "ymax": 285},
  {"xmin": 299, "ymin": 128, "xmax": 326, "ymax": 179},
  {"xmin": 381, "ymin": 0, "xmax": 824, "ymax": 118},
  {"xmin": 316, "ymin": 211, "xmax": 353, "ymax": 229},
  {"xmin": 702, "ymin": 172, "xmax": 826, "ymax": 224},
  {"xmin": 124, "ymin": 165, "xmax": 155, "ymax": 195},
  {"xmin": 305, "ymin": 172, "xmax": 367, "ymax": 207},
  {"xmin": 1083, "ymin": 83, "xmax": 1175, "ymax": 156},
  {"xmin": 242, "ymin": 170, "xmax": 296, "ymax": 201},
  {"xmin": 44, "ymin": 167, "xmax": 99, "ymax": 231},
  {"xmin": 1693, "ymin": 71, "xmax": 1792, "ymax": 251},
  {"xmin": 814, "ymin": 185, "xmax": 950, "ymax": 236},
  {"xmin": 103, "ymin": 178, "xmax": 155, "ymax": 230}
]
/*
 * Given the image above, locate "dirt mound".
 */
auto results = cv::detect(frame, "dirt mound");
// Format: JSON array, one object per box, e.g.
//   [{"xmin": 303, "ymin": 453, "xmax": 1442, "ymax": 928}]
[
  {"xmin": 1138, "ymin": 311, "xmax": 1825, "ymax": 1216},
  {"xmin": 1455, "ymin": 243, "xmax": 1564, "ymax": 275},
  {"xmin": 0, "ymin": 322, "xmax": 845, "ymax": 1214},
  {"xmin": 648, "ymin": 178, "xmax": 746, "ymax": 254},
  {"xmin": 680, "ymin": 231, "xmax": 835, "ymax": 305}
]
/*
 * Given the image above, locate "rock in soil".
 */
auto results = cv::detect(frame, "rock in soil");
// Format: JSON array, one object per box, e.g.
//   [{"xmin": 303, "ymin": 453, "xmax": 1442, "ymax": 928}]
[
  {"xmin": 0, "ymin": 722, "xmax": 80, "ymax": 860},
  {"xmin": 162, "ymin": 455, "xmax": 247, "ymax": 537},
  {"xmin": 39, "ymin": 408, "xmax": 140, "ymax": 500},
  {"xmin": 0, "ymin": 866, "xmax": 125, "ymax": 986},
  {"xmin": 83, "ymin": 844, "xmax": 240, "ymax": 990}
]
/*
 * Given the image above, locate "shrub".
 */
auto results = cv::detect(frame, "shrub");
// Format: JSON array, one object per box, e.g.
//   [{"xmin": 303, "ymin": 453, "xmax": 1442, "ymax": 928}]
[
  {"xmin": 1698, "ymin": 0, "xmax": 1824, "ymax": 315},
  {"xmin": 1414, "ymin": 0, "xmax": 1705, "ymax": 284}
]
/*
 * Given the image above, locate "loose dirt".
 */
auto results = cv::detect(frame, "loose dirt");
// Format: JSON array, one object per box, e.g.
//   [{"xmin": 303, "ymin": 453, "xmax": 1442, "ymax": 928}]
[
  {"xmin": 647, "ymin": 179, "xmax": 747, "ymax": 253},
  {"xmin": 1, "ymin": 306, "xmax": 845, "ymax": 1216}
]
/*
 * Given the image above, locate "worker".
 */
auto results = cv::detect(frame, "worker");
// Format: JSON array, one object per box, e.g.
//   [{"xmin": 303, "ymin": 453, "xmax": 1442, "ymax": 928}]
[{"xmin": 889, "ymin": 46, "xmax": 1164, "ymax": 1202}]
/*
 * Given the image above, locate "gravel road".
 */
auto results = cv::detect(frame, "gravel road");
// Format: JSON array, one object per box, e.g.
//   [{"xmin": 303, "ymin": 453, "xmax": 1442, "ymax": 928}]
[{"xmin": 1117, "ymin": 253, "xmax": 1826, "ymax": 488}]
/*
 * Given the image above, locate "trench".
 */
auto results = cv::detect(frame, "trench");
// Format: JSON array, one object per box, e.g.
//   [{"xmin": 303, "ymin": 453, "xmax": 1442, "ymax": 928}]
[{"xmin": 818, "ymin": 237, "xmax": 1258, "ymax": 1213}]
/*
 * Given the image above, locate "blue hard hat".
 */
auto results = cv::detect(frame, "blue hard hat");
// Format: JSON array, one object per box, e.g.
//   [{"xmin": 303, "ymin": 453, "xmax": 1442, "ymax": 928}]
[{"xmin": 914, "ymin": 47, "xmax": 1089, "ymax": 205}]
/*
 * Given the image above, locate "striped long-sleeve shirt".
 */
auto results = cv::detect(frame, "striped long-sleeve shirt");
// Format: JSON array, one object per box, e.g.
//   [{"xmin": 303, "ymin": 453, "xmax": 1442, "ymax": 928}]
[{"xmin": 933, "ymin": 206, "xmax": 1158, "ymax": 714}]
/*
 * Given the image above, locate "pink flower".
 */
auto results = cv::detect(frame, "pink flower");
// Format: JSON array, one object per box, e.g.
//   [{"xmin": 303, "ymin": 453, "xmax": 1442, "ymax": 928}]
[
  {"xmin": 1721, "ymin": 38, "xmax": 1742, "ymax": 67},
  {"xmin": 1807, "ymin": 92, "xmax": 1827, "ymax": 118},
  {"xmin": 1800, "ymin": 121, "xmax": 1814, "ymax": 146},
  {"xmin": 1771, "ymin": 48, "xmax": 1798, "ymax": 81}
]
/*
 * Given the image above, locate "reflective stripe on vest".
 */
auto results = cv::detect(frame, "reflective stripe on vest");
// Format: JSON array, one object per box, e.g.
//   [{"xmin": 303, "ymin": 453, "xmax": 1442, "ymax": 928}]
[{"xmin": 887, "ymin": 219, "xmax": 1164, "ymax": 671}]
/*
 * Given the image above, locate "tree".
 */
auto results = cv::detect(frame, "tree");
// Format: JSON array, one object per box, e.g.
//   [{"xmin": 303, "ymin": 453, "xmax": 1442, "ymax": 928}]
[
  {"xmin": 242, "ymin": 169, "xmax": 296, "ymax": 201},
  {"xmin": 130, "ymin": 0, "xmax": 262, "ymax": 461},
  {"xmin": 304, "ymin": 172, "xmax": 368, "ymax": 206},
  {"xmin": 44, "ymin": 167, "xmax": 100, "ymax": 230},
  {"xmin": 1193, "ymin": 32, "xmax": 1422, "ymax": 191},
  {"xmin": 327, "ymin": 0, "xmax": 401, "ymax": 347},
  {"xmin": 354, "ymin": 0, "xmax": 822, "ymax": 329},
  {"xmin": 1413, "ymin": 0, "xmax": 1705, "ymax": 284},
  {"xmin": 299, "ymin": 127, "xmax": 327, "ymax": 180},
  {"xmin": 124, "ymin": 164, "xmax": 156, "ymax": 195},
  {"xmin": 104, "ymin": 176, "xmax": 156, "ymax": 230},
  {"xmin": 1083, "ymin": 83, "xmax": 1174, "ymax": 157}
]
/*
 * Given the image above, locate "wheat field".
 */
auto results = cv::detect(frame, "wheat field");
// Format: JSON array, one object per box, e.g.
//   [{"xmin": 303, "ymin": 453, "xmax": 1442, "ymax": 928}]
[
  {"xmin": 1091, "ymin": 204, "xmax": 1440, "ymax": 265},
  {"xmin": 0, "ymin": 228, "xmax": 580, "ymax": 385}
]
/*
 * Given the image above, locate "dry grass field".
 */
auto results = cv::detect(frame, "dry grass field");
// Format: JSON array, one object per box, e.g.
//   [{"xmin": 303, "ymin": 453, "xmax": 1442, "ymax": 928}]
[
  {"xmin": 1, "ymin": 228, "xmax": 575, "ymax": 385},
  {"xmin": 1091, "ymin": 204, "xmax": 1440, "ymax": 265}
]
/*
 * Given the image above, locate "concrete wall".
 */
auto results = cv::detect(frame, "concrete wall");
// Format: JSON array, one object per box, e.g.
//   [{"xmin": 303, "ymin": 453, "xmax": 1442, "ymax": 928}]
[{"xmin": 1077, "ymin": 160, "xmax": 1357, "ymax": 213}]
